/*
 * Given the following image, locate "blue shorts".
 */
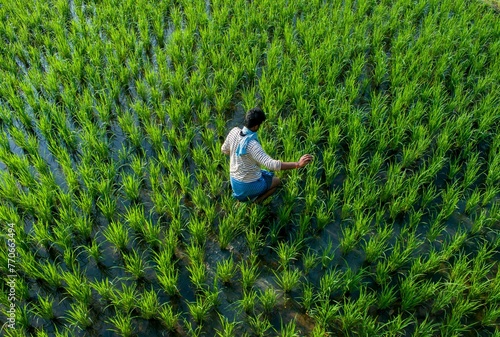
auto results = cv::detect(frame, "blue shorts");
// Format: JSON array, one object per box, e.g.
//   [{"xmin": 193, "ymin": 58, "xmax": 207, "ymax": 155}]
[{"xmin": 230, "ymin": 170, "xmax": 274, "ymax": 202}]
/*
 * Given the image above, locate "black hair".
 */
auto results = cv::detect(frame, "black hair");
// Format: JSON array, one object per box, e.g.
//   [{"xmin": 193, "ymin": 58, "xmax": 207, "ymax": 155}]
[{"xmin": 244, "ymin": 107, "xmax": 266, "ymax": 129}]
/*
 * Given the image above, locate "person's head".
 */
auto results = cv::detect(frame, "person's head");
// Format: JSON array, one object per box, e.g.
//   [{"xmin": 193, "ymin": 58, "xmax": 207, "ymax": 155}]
[{"xmin": 244, "ymin": 108, "xmax": 266, "ymax": 131}]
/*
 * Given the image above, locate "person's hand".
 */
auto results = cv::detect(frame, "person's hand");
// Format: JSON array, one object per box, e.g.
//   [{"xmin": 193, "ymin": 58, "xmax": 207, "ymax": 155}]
[{"xmin": 298, "ymin": 154, "xmax": 313, "ymax": 168}]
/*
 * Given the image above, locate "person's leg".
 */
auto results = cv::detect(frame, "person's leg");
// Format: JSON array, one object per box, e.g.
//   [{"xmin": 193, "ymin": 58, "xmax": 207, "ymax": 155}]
[{"xmin": 255, "ymin": 176, "xmax": 281, "ymax": 203}]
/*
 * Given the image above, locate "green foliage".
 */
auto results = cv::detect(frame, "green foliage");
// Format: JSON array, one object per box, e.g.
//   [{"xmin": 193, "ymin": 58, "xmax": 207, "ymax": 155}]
[{"xmin": 1, "ymin": 0, "xmax": 499, "ymax": 335}]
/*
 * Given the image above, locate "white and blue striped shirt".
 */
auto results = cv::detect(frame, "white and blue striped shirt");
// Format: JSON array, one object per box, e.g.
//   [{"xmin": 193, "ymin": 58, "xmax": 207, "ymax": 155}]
[{"xmin": 221, "ymin": 127, "xmax": 281, "ymax": 182}]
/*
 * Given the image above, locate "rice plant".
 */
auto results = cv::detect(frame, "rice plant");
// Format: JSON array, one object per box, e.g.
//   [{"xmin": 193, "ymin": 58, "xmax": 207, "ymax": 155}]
[
  {"xmin": 122, "ymin": 249, "xmax": 148, "ymax": 281},
  {"xmin": 139, "ymin": 288, "xmax": 160, "ymax": 320},
  {"xmin": 215, "ymin": 313, "xmax": 240, "ymax": 337},
  {"xmin": 63, "ymin": 269, "xmax": 92, "ymax": 305},
  {"xmin": 248, "ymin": 313, "xmax": 274, "ymax": 337},
  {"xmin": 278, "ymin": 318, "xmax": 300, "ymax": 337},
  {"xmin": 259, "ymin": 287, "xmax": 279, "ymax": 313},
  {"xmin": 274, "ymin": 267, "xmax": 302, "ymax": 294},
  {"xmin": 186, "ymin": 293, "xmax": 216, "ymax": 324},
  {"xmin": 103, "ymin": 220, "xmax": 130, "ymax": 252},
  {"xmin": 216, "ymin": 256, "xmax": 236, "ymax": 285},
  {"xmin": 158, "ymin": 303, "xmax": 181, "ymax": 331},
  {"xmin": 32, "ymin": 295, "xmax": 55, "ymax": 320},
  {"xmin": 110, "ymin": 283, "xmax": 139, "ymax": 314},
  {"xmin": 107, "ymin": 310, "xmax": 134, "ymax": 337},
  {"xmin": 400, "ymin": 274, "xmax": 439, "ymax": 311},
  {"xmin": 66, "ymin": 301, "xmax": 93, "ymax": 331},
  {"xmin": 240, "ymin": 256, "xmax": 260, "ymax": 290},
  {"xmin": 273, "ymin": 239, "xmax": 301, "ymax": 269},
  {"xmin": 237, "ymin": 289, "xmax": 258, "ymax": 314}
]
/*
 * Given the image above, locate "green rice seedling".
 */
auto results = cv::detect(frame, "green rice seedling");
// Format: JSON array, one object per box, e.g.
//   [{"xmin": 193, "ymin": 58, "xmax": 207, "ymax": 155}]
[
  {"xmin": 107, "ymin": 310, "xmax": 134, "ymax": 337},
  {"xmin": 121, "ymin": 172, "xmax": 142, "ymax": 203},
  {"xmin": 139, "ymin": 288, "xmax": 160, "ymax": 320},
  {"xmin": 97, "ymin": 194, "xmax": 117, "ymax": 223},
  {"xmin": 400, "ymin": 274, "xmax": 439, "ymax": 311},
  {"xmin": 375, "ymin": 259, "xmax": 391, "ymax": 286},
  {"xmin": 92, "ymin": 278, "xmax": 115, "ymax": 303},
  {"xmin": 462, "ymin": 152, "xmax": 482, "ymax": 190},
  {"xmin": 337, "ymin": 287, "xmax": 377, "ymax": 334},
  {"xmin": 148, "ymin": 160, "xmax": 161, "ymax": 192},
  {"xmin": 110, "ymin": 282, "xmax": 139, "ymax": 314},
  {"xmin": 187, "ymin": 293, "xmax": 215, "ymax": 324},
  {"xmin": 482, "ymin": 184, "xmax": 500, "ymax": 207},
  {"xmin": 122, "ymin": 249, "xmax": 147, "ymax": 281},
  {"xmin": 140, "ymin": 217, "xmax": 161, "ymax": 248},
  {"xmin": 302, "ymin": 248, "xmax": 319, "ymax": 274},
  {"xmin": 440, "ymin": 229, "xmax": 468, "ymax": 261},
  {"xmin": 240, "ymin": 255, "xmax": 260, "ymax": 290},
  {"xmin": 191, "ymin": 183, "xmax": 210, "ymax": 211},
  {"xmin": 66, "ymin": 301, "xmax": 93, "ymax": 331},
  {"xmin": 318, "ymin": 268, "xmax": 342, "ymax": 299},
  {"xmin": 440, "ymin": 297, "xmax": 482, "ymax": 336},
  {"xmin": 320, "ymin": 240, "xmax": 335, "ymax": 269},
  {"xmin": 481, "ymin": 304, "xmax": 500, "ymax": 327},
  {"xmin": 124, "ymin": 203, "xmax": 145, "ymax": 233},
  {"xmin": 315, "ymin": 201, "xmax": 331, "ymax": 232},
  {"xmin": 158, "ymin": 302, "xmax": 180, "ymax": 331},
  {"xmin": 187, "ymin": 216, "xmax": 208, "ymax": 246},
  {"xmin": 432, "ymin": 281, "xmax": 466, "ymax": 314},
  {"xmin": 300, "ymin": 281, "xmax": 315, "ymax": 313},
  {"xmin": 39, "ymin": 260, "xmax": 63, "ymax": 290},
  {"xmin": 386, "ymin": 230, "xmax": 422, "ymax": 272},
  {"xmin": 341, "ymin": 267, "xmax": 368, "ymax": 294},
  {"xmin": 274, "ymin": 240, "xmax": 301, "ymax": 269},
  {"xmin": 339, "ymin": 225, "xmax": 361, "ymax": 255},
  {"xmin": 73, "ymin": 215, "xmax": 93, "ymax": 242},
  {"xmin": 236, "ymin": 287, "xmax": 257, "ymax": 314},
  {"xmin": 412, "ymin": 315, "xmax": 439, "ymax": 337},
  {"xmin": 103, "ymin": 220, "xmax": 130, "ymax": 252},
  {"xmin": 63, "ymin": 247, "xmax": 78, "ymax": 273},
  {"xmin": 216, "ymin": 256, "xmax": 236, "ymax": 285},
  {"xmin": 187, "ymin": 260, "xmax": 207, "ymax": 291},
  {"xmin": 186, "ymin": 240, "xmax": 205, "ymax": 265},
  {"xmin": 279, "ymin": 318, "xmax": 300, "ymax": 337},
  {"xmin": 259, "ymin": 287, "xmax": 279, "ymax": 313},
  {"xmin": 469, "ymin": 208, "xmax": 489, "ymax": 235},
  {"xmin": 63, "ymin": 269, "xmax": 92, "ymax": 305},
  {"xmin": 382, "ymin": 313, "xmax": 414, "ymax": 336},
  {"xmin": 156, "ymin": 264, "xmax": 180, "ymax": 296},
  {"xmin": 378, "ymin": 282, "xmax": 398, "ymax": 310},
  {"xmin": 427, "ymin": 216, "xmax": 447, "ymax": 243},
  {"xmin": 215, "ymin": 313, "xmax": 240, "ymax": 337},
  {"xmin": 362, "ymin": 223, "xmax": 392, "ymax": 263},
  {"xmin": 273, "ymin": 268, "xmax": 302, "ymax": 293},
  {"xmin": 32, "ymin": 295, "xmax": 55, "ymax": 320},
  {"xmin": 469, "ymin": 246, "xmax": 495, "ymax": 298},
  {"xmin": 410, "ymin": 247, "xmax": 442, "ymax": 276},
  {"xmin": 218, "ymin": 212, "xmax": 243, "ymax": 250},
  {"xmin": 310, "ymin": 299, "xmax": 340, "ymax": 329},
  {"xmin": 246, "ymin": 225, "xmax": 265, "ymax": 256},
  {"xmin": 248, "ymin": 312, "xmax": 273, "ymax": 337},
  {"xmin": 83, "ymin": 239, "xmax": 103, "ymax": 265}
]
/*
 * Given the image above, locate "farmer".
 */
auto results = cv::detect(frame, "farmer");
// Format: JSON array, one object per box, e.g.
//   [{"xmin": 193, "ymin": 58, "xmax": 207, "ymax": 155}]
[{"xmin": 221, "ymin": 107, "xmax": 313, "ymax": 203}]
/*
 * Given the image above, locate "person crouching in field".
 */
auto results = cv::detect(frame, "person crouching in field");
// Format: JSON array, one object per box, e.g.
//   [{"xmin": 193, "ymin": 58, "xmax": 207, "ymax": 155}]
[{"xmin": 221, "ymin": 107, "xmax": 313, "ymax": 203}]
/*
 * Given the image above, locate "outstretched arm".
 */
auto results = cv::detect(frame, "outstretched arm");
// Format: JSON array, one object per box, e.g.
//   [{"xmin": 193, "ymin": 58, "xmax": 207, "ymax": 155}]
[{"xmin": 280, "ymin": 154, "xmax": 314, "ymax": 170}]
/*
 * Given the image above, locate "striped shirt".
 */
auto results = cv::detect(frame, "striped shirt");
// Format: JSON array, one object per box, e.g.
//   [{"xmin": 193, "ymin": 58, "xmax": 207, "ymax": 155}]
[{"xmin": 221, "ymin": 127, "xmax": 281, "ymax": 182}]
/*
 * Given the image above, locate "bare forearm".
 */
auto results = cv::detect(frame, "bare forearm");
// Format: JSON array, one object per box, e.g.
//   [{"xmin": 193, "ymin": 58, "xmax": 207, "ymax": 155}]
[
  {"xmin": 280, "ymin": 162, "xmax": 299, "ymax": 170},
  {"xmin": 281, "ymin": 155, "xmax": 314, "ymax": 170}
]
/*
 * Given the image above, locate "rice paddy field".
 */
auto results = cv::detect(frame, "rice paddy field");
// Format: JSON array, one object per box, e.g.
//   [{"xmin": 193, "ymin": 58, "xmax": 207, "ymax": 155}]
[{"xmin": 0, "ymin": 0, "xmax": 499, "ymax": 336}]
